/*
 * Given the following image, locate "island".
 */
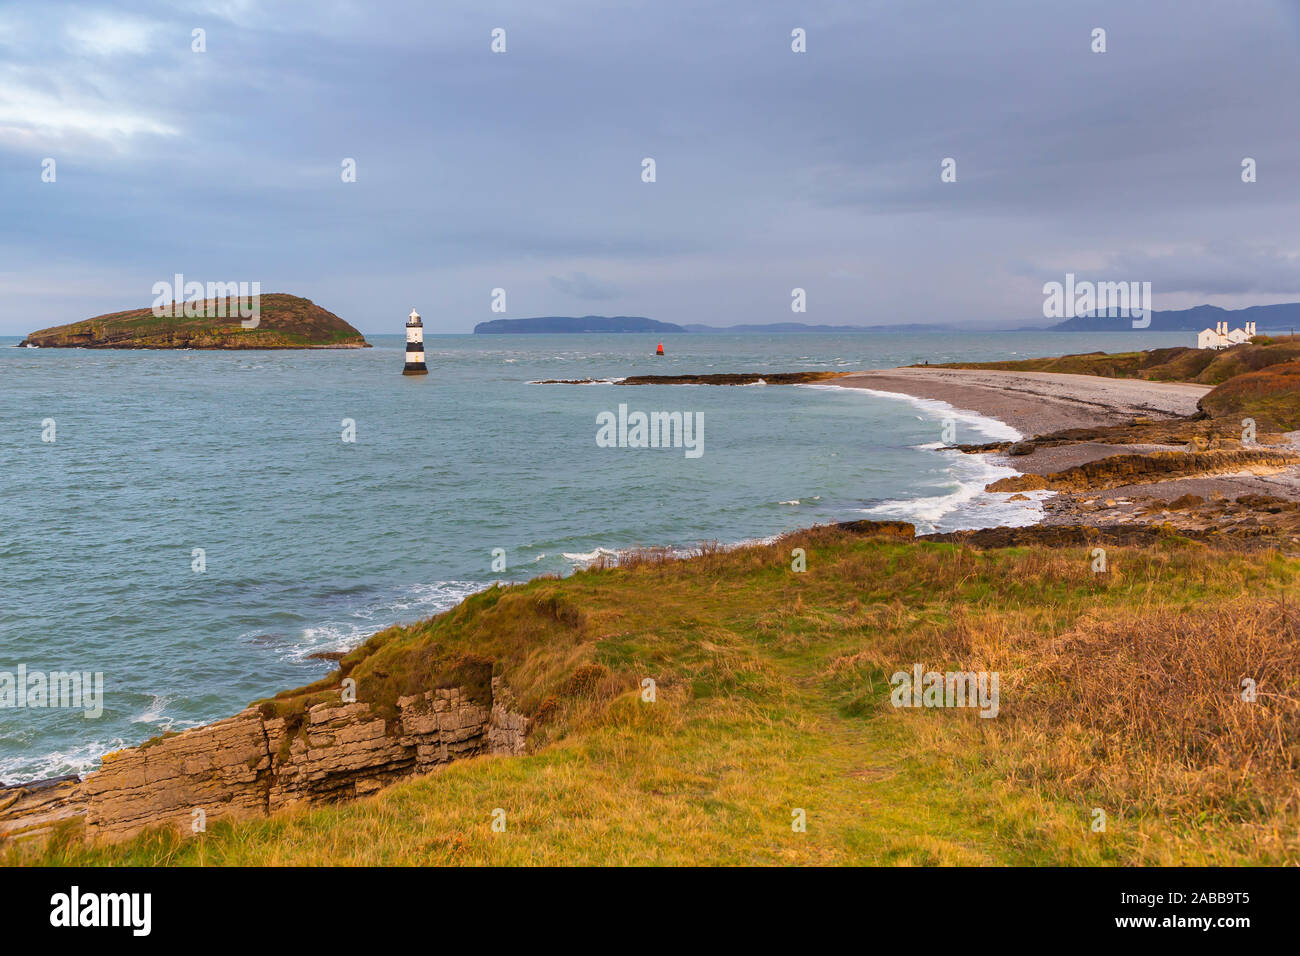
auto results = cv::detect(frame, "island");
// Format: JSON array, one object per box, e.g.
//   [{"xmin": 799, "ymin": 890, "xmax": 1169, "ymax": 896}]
[
  {"xmin": 19, "ymin": 293, "xmax": 369, "ymax": 349},
  {"xmin": 473, "ymin": 316, "xmax": 685, "ymax": 334}
]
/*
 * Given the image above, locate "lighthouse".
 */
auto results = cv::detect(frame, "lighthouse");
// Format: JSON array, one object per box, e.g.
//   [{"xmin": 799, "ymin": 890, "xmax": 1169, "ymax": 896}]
[{"xmin": 403, "ymin": 308, "xmax": 427, "ymax": 375}]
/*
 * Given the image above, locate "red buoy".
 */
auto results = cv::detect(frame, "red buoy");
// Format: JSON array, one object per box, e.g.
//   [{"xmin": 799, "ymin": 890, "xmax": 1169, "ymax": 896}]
[{"xmin": 656, "ymin": 342, "xmax": 665, "ymax": 356}]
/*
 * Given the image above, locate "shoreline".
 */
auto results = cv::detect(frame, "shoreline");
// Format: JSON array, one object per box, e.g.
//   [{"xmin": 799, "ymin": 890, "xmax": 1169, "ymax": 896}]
[
  {"xmin": 805, "ymin": 382, "xmax": 1047, "ymax": 531},
  {"xmin": 835, "ymin": 367, "xmax": 1300, "ymax": 530}
]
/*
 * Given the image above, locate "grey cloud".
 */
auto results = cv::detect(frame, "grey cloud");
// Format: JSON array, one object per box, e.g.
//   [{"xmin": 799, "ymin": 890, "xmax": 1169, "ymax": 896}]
[
  {"xmin": 548, "ymin": 272, "xmax": 620, "ymax": 301},
  {"xmin": 3, "ymin": 0, "xmax": 1300, "ymax": 334},
  {"xmin": 1101, "ymin": 244, "xmax": 1300, "ymax": 297}
]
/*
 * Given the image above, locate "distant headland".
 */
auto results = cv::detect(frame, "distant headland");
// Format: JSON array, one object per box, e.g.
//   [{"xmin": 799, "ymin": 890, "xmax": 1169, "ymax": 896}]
[
  {"xmin": 1042, "ymin": 301, "xmax": 1300, "ymax": 333},
  {"xmin": 473, "ymin": 316, "xmax": 685, "ymax": 334},
  {"xmin": 19, "ymin": 293, "xmax": 368, "ymax": 349}
]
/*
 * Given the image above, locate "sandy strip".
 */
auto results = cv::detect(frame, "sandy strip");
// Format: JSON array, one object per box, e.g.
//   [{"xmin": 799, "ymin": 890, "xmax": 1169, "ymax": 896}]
[{"xmin": 837, "ymin": 368, "xmax": 1211, "ymax": 437}]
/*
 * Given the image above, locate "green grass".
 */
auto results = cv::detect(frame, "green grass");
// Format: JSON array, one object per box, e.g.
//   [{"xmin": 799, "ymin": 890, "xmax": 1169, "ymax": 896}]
[{"xmin": 10, "ymin": 527, "xmax": 1300, "ymax": 865}]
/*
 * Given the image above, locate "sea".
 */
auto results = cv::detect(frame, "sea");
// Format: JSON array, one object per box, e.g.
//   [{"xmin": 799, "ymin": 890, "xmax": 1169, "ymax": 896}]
[{"xmin": 0, "ymin": 329, "xmax": 1193, "ymax": 782}]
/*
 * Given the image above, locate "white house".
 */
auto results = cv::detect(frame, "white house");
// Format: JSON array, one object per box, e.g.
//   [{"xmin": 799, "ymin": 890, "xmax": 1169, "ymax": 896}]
[
  {"xmin": 1226, "ymin": 321, "xmax": 1257, "ymax": 345},
  {"xmin": 1197, "ymin": 324, "xmax": 1225, "ymax": 349},
  {"xmin": 1197, "ymin": 320, "xmax": 1256, "ymax": 350}
]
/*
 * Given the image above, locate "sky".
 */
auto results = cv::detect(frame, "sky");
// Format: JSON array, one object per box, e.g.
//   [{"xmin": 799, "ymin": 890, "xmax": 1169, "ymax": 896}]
[{"xmin": 2, "ymin": 0, "xmax": 1300, "ymax": 335}]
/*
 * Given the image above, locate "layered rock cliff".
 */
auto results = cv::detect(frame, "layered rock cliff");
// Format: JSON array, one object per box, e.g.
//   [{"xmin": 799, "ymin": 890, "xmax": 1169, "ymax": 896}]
[{"xmin": 0, "ymin": 678, "xmax": 526, "ymax": 845}]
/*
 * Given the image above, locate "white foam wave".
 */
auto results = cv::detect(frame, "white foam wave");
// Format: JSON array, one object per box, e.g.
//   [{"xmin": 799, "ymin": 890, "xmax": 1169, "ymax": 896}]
[
  {"xmin": 271, "ymin": 580, "xmax": 486, "ymax": 663},
  {"xmin": 526, "ymin": 378, "xmax": 623, "ymax": 385},
  {"xmin": 0, "ymin": 738, "xmax": 128, "ymax": 785},
  {"xmin": 804, "ymin": 381, "xmax": 1044, "ymax": 533},
  {"xmin": 561, "ymin": 546, "xmax": 621, "ymax": 564},
  {"xmin": 860, "ymin": 453, "xmax": 1053, "ymax": 533},
  {"xmin": 803, "ymin": 383, "xmax": 1022, "ymax": 442},
  {"xmin": 127, "ymin": 693, "xmax": 204, "ymax": 733}
]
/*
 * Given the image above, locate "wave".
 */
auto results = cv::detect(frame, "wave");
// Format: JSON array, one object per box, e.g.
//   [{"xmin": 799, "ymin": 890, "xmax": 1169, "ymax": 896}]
[
  {"xmin": 804, "ymin": 382, "xmax": 1044, "ymax": 533},
  {"xmin": 802, "ymin": 383, "xmax": 1022, "ymax": 442},
  {"xmin": 861, "ymin": 461, "xmax": 1053, "ymax": 533},
  {"xmin": 561, "ymin": 533, "xmax": 783, "ymax": 570},
  {"xmin": 0, "ymin": 737, "xmax": 129, "ymax": 785},
  {"xmin": 525, "ymin": 377, "xmax": 624, "ymax": 385},
  {"xmin": 561, "ymin": 546, "xmax": 621, "ymax": 564},
  {"xmin": 250, "ymin": 580, "xmax": 487, "ymax": 664}
]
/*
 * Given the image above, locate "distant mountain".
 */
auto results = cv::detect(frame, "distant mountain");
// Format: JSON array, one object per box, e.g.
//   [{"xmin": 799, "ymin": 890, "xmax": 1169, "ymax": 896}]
[
  {"xmin": 682, "ymin": 322, "xmax": 957, "ymax": 333},
  {"xmin": 1048, "ymin": 302, "xmax": 1300, "ymax": 332},
  {"xmin": 473, "ymin": 316, "xmax": 686, "ymax": 334}
]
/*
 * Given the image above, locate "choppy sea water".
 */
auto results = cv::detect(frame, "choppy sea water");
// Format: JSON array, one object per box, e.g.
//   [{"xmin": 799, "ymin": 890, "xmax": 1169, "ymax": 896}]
[{"xmin": 0, "ymin": 329, "xmax": 1193, "ymax": 781}]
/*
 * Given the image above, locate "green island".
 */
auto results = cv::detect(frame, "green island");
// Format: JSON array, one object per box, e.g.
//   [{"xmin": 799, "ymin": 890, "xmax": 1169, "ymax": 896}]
[{"xmin": 18, "ymin": 293, "xmax": 368, "ymax": 349}]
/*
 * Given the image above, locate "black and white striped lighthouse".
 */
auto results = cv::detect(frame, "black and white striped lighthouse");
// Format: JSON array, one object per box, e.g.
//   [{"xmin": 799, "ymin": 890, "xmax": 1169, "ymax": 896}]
[{"xmin": 403, "ymin": 308, "xmax": 428, "ymax": 375}]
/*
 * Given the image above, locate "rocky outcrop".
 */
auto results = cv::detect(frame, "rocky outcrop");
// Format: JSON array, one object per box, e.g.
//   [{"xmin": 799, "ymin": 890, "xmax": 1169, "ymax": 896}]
[
  {"xmin": 0, "ymin": 776, "xmax": 86, "ymax": 843},
  {"xmin": 987, "ymin": 448, "xmax": 1300, "ymax": 493},
  {"xmin": 0, "ymin": 677, "xmax": 527, "ymax": 845},
  {"xmin": 1042, "ymin": 491, "xmax": 1300, "ymax": 542}
]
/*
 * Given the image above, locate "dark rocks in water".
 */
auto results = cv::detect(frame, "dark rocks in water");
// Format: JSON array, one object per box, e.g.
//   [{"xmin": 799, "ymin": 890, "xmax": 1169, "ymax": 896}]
[
  {"xmin": 534, "ymin": 371, "xmax": 844, "ymax": 386},
  {"xmin": 619, "ymin": 371, "xmax": 841, "ymax": 386}
]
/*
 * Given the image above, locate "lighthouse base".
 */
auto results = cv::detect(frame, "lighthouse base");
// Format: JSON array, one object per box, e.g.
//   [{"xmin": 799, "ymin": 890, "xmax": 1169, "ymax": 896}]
[{"xmin": 402, "ymin": 365, "xmax": 428, "ymax": 375}]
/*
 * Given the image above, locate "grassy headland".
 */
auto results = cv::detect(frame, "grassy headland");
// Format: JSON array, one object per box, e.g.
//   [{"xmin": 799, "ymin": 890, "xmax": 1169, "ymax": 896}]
[
  {"xmin": 13, "ymin": 523, "xmax": 1300, "ymax": 865},
  {"xmin": 19, "ymin": 293, "xmax": 367, "ymax": 349}
]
